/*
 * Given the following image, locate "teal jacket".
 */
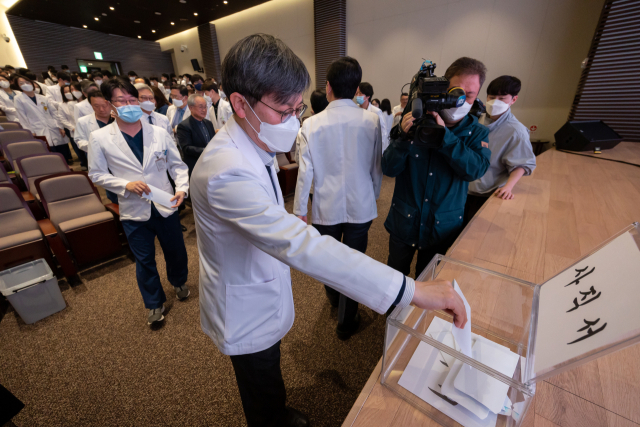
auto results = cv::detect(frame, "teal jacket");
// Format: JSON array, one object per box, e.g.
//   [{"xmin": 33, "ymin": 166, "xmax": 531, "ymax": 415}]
[{"xmin": 382, "ymin": 115, "xmax": 490, "ymax": 248}]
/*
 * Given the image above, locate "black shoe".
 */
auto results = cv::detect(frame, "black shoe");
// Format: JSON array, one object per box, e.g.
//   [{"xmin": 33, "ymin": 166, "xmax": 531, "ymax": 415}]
[
  {"xmin": 283, "ymin": 407, "xmax": 310, "ymax": 427},
  {"xmin": 325, "ymin": 287, "xmax": 339, "ymax": 308},
  {"xmin": 336, "ymin": 313, "xmax": 361, "ymax": 340}
]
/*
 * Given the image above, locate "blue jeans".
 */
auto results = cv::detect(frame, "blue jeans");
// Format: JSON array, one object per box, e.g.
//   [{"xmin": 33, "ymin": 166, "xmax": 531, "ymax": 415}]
[{"xmin": 122, "ymin": 207, "xmax": 188, "ymax": 309}]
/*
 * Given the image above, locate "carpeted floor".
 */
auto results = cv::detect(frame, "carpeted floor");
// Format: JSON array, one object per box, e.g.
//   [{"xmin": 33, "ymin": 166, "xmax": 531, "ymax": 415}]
[{"xmin": 0, "ymin": 175, "xmax": 424, "ymax": 427}]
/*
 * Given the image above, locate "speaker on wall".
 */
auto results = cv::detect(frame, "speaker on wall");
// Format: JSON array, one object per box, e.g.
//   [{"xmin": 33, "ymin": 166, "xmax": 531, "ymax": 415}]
[
  {"xmin": 191, "ymin": 58, "xmax": 203, "ymax": 72},
  {"xmin": 554, "ymin": 120, "xmax": 622, "ymax": 152}
]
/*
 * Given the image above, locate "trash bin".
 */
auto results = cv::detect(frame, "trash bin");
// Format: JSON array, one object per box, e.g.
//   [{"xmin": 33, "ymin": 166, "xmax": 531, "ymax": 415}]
[{"xmin": 0, "ymin": 259, "xmax": 66, "ymax": 324}]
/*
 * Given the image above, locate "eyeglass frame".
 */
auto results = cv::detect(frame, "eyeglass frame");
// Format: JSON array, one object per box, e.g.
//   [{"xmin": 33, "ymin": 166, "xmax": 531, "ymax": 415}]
[{"xmin": 257, "ymin": 99, "xmax": 307, "ymax": 123}]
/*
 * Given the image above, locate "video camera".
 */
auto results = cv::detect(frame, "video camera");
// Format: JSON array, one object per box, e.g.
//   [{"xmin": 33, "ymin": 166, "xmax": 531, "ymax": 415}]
[{"xmin": 404, "ymin": 60, "xmax": 466, "ymax": 147}]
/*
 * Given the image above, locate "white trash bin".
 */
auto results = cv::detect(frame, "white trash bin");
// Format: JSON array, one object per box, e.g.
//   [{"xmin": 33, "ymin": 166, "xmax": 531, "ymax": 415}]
[{"xmin": 0, "ymin": 259, "xmax": 66, "ymax": 324}]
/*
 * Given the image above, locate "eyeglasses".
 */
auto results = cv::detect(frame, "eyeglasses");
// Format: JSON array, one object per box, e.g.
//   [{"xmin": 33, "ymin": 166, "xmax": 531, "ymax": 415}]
[
  {"xmin": 112, "ymin": 97, "xmax": 139, "ymax": 105},
  {"xmin": 258, "ymin": 99, "xmax": 307, "ymax": 123},
  {"xmin": 139, "ymin": 95, "xmax": 155, "ymax": 102}
]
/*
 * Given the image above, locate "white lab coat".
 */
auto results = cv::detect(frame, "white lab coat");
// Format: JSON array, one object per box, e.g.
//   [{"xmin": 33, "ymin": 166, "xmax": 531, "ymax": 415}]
[
  {"xmin": 207, "ymin": 104, "xmax": 220, "ymax": 132},
  {"xmin": 293, "ymin": 99, "xmax": 382, "ymax": 225},
  {"xmin": 74, "ymin": 114, "xmax": 100, "ymax": 152},
  {"xmin": 57, "ymin": 101, "xmax": 77, "ymax": 137},
  {"xmin": 46, "ymin": 84, "xmax": 66, "ymax": 127},
  {"xmin": 166, "ymin": 104, "xmax": 191, "ymax": 132},
  {"xmin": 381, "ymin": 111, "xmax": 394, "ymax": 151},
  {"xmin": 366, "ymin": 103, "xmax": 389, "ymax": 154},
  {"xmin": 392, "ymin": 104, "xmax": 404, "ymax": 128},
  {"xmin": 35, "ymin": 82, "xmax": 48, "ymax": 96},
  {"xmin": 142, "ymin": 111, "xmax": 172, "ymax": 137},
  {"xmin": 14, "ymin": 92, "xmax": 65, "ymax": 146},
  {"xmin": 189, "ymin": 115, "xmax": 405, "ymax": 356},
  {"xmin": 73, "ymin": 99, "xmax": 94, "ymax": 123},
  {"xmin": 88, "ymin": 120, "xmax": 189, "ymax": 221},
  {"xmin": 0, "ymin": 90, "xmax": 20, "ymax": 122},
  {"xmin": 216, "ymin": 98, "xmax": 233, "ymax": 129}
]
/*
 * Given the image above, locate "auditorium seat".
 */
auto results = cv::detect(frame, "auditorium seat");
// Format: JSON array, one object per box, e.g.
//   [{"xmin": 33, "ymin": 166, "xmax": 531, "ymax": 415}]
[
  {"xmin": 276, "ymin": 152, "xmax": 299, "ymax": 197},
  {"xmin": 16, "ymin": 153, "xmax": 70, "ymax": 200},
  {"xmin": 0, "ymin": 130, "xmax": 34, "ymax": 163},
  {"xmin": 34, "ymin": 172, "xmax": 124, "ymax": 268},
  {"xmin": 0, "ymin": 183, "xmax": 56, "ymax": 273},
  {"xmin": 0, "ymin": 162, "xmax": 11, "ymax": 184},
  {"xmin": 3, "ymin": 140, "xmax": 50, "ymax": 173},
  {"xmin": 0, "ymin": 116, "xmax": 9, "ymax": 123},
  {"xmin": 0, "ymin": 122, "xmax": 22, "ymax": 131}
]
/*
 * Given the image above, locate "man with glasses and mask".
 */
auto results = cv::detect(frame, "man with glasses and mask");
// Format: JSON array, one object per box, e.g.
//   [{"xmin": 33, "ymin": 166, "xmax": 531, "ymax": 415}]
[
  {"xmin": 166, "ymin": 84, "xmax": 191, "ymax": 138},
  {"xmin": 88, "ymin": 77, "xmax": 190, "ymax": 327},
  {"xmin": 190, "ymin": 34, "xmax": 468, "ymax": 427}
]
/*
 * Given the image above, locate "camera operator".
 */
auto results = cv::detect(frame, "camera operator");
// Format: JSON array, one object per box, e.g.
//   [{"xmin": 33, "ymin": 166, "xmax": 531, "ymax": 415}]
[{"xmin": 383, "ymin": 57, "xmax": 491, "ymax": 281}]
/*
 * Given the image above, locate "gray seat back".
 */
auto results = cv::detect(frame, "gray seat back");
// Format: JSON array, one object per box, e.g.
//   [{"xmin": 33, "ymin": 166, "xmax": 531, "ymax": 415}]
[
  {"xmin": 4, "ymin": 141, "xmax": 49, "ymax": 169},
  {"xmin": 0, "ymin": 186, "xmax": 38, "ymax": 239},
  {"xmin": 38, "ymin": 174, "xmax": 106, "ymax": 227},
  {"xmin": 18, "ymin": 154, "xmax": 69, "ymax": 192},
  {"xmin": 0, "ymin": 130, "xmax": 33, "ymax": 154}
]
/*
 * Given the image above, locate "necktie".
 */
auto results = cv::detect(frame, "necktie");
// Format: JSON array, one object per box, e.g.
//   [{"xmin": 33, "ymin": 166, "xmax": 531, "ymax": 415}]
[
  {"xmin": 265, "ymin": 165, "xmax": 278, "ymax": 203},
  {"xmin": 148, "ymin": 115, "xmax": 153, "ymax": 124}
]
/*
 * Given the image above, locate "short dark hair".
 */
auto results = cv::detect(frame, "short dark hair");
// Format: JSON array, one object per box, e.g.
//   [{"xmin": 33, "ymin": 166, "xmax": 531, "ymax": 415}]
[
  {"xmin": 26, "ymin": 72, "xmax": 38, "ymax": 82},
  {"xmin": 380, "ymin": 98, "xmax": 392, "ymax": 115},
  {"xmin": 47, "ymin": 65, "xmax": 56, "ymax": 71},
  {"xmin": 5, "ymin": 65, "xmax": 15, "ymax": 70},
  {"xmin": 222, "ymin": 33, "xmax": 310, "ymax": 111},
  {"xmin": 127, "ymin": 70, "xmax": 137, "ymax": 77},
  {"xmin": 487, "ymin": 75, "xmax": 521, "ymax": 97},
  {"xmin": 310, "ymin": 90, "xmax": 329, "ymax": 114},
  {"xmin": 162, "ymin": 73, "xmax": 169, "ymax": 79},
  {"xmin": 326, "ymin": 56, "xmax": 362, "ymax": 99},
  {"xmin": 102, "ymin": 70, "xmax": 113, "ymax": 78},
  {"xmin": 61, "ymin": 64, "xmax": 69, "ymax": 69},
  {"xmin": 149, "ymin": 76, "xmax": 158, "ymax": 82},
  {"xmin": 171, "ymin": 84, "xmax": 189, "ymax": 97},
  {"xmin": 88, "ymin": 90, "xmax": 105, "ymax": 105},
  {"xmin": 191, "ymin": 74, "xmax": 204, "ymax": 83},
  {"xmin": 202, "ymin": 80, "xmax": 219, "ymax": 93},
  {"xmin": 92, "ymin": 71, "xmax": 103, "ymax": 78},
  {"xmin": 359, "ymin": 82, "xmax": 374, "ymax": 99},
  {"xmin": 444, "ymin": 57, "xmax": 487, "ymax": 87},
  {"xmin": 57, "ymin": 71, "xmax": 70, "ymax": 81},
  {"xmin": 101, "ymin": 77, "xmax": 138, "ymax": 102},
  {"xmin": 401, "ymin": 92, "xmax": 409, "ymax": 98}
]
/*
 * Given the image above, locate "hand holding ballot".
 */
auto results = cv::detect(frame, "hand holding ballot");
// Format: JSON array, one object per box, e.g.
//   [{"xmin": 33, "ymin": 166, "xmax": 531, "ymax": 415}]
[
  {"xmin": 126, "ymin": 180, "xmax": 151, "ymax": 196},
  {"xmin": 411, "ymin": 279, "xmax": 468, "ymax": 328}
]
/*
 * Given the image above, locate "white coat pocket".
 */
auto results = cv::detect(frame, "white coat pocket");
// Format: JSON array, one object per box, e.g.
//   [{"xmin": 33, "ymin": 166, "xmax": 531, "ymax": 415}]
[{"xmin": 224, "ymin": 278, "xmax": 281, "ymax": 345}]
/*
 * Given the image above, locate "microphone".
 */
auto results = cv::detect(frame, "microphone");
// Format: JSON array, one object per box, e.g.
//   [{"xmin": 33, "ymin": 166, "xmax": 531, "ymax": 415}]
[{"xmin": 412, "ymin": 98, "xmax": 422, "ymax": 119}]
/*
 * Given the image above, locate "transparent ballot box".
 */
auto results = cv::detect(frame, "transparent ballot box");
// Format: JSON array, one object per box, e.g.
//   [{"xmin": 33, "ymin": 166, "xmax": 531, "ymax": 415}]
[{"xmin": 382, "ymin": 223, "xmax": 640, "ymax": 427}]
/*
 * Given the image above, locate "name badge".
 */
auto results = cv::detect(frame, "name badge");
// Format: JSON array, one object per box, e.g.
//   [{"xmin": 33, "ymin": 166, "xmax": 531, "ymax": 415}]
[{"xmin": 154, "ymin": 150, "xmax": 167, "ymax": 172}]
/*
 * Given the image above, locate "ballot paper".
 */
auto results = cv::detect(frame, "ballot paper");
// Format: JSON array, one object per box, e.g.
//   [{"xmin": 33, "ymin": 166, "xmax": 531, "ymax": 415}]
[
  {"xmin": 398, "ymin": 317, "xmax": 498, "ymax": 427},
  {"xmin": 141, "ymin": 184, "xmax": 175, "ymax": 209},
  {"xmin": 453, "ymin": 338, "xmax": 520, "ymax": 414},
  {"xmin": 452, "ymin": 279, "xmax": 472, "ymax": 358}
]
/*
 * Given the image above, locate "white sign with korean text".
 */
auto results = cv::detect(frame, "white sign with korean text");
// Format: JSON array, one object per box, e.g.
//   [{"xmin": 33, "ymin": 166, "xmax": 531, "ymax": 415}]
[{"xmin": 535, "ymin": 231, "xmax": 640, "ymax": 375}]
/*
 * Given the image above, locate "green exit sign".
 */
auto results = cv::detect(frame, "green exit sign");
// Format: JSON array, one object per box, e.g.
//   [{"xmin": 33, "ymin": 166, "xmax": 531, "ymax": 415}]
[
  {"xmin": 94, "ymin": 52, "xmax": 103, "ymax": 60},
  {"xmin": 80, "ymin": 66, "xmax": 87, "ymax": 73}
]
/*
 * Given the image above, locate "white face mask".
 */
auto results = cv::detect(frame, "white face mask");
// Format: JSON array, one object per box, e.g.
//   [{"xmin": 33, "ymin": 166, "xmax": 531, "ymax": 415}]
[
  {"xmin": 219, "ymin": 90, "xmax": 226, "ymax": 99},
  {"xmin": 94, "ymin": 79, "xmax": 102, "ymax": 86},
  {"xmin": 161, "ymin": 78, "xmax": 167, "ymax": 82},
  {"xmin": 439, "ymin": 101, "xmax": 472, "ymax": 122},
  {"xmin": 20, "ymin": 83, "xmax": 34, "ymax": 92},
  {"xmin": 141, "ymin": 100, "xmax": 155, "ymax": 111},
  {"xmin": 485, "ymin": 99, "xmax": 510, "ymax": 117},
  {"xmin": 35, "ymin": 87, "xmax": 41, "ymax": 94},
  {"xmin": 65, "ymin": 92, "xmax": 74, "ymax": 100},
  {"xmin": 243, "ymin": 96, "xmax": 300, "ymax": 153},
  {"xmin": 0, "ymin": 81, "xmax": 9, "ymax": 89},
  {"xmin": 72, "ymin": 91, "xmax": 83, "ymax": 99},
  {"xmin": 204, "ymin": 94, "xmax": 212, "ymax": 104},
  {"xmin": 172, "ymin": 98, "xmax": 183, "ymax": 108}
]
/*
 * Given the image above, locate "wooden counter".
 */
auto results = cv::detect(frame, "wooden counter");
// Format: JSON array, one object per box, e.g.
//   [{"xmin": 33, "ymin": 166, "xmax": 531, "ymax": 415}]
[{"xmin": 343, "ymin": 145, "xmax": 640, "ymax": 427}]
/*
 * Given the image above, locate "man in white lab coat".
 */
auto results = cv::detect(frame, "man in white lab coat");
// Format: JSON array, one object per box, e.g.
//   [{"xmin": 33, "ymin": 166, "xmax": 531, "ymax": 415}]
[
  {"xmin": 293, "ymin": 56, "xmax": 383, "ymax": 340},
  {"xmin": 73, "ymin": 80, "xmax": 99, "ymax": 123},
  {"xmin": 190, "ymin": 34, "xmax": 466, "ymax": 427},
  {"xmin": 88, "ymin": 77, "xmax": 190, "ymax": 327},
  {"xmin": 392, "ymin": 92, "xmax": 409, "ymax": 128},
  {"xmin": 165, "ymin": 84, "xmax": 191, "ymax": 137},
  {"xmin": 355, "ymin": 82, "xmax": 389, "ymax": 153}
]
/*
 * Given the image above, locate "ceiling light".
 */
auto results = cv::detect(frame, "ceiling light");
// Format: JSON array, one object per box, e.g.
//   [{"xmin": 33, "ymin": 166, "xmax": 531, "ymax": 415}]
[
  {"xmin": 155, "ymin": 12, "xmax": 161, "ymax": 15},
  {"xmin": 83, "ymin": 25, "xmax": 87, "ymax": 28},
  {"xmin": 170, "ymin": 22, "xmax": 175, "ymax": 25},
  {"xmin": 102, "ymin": 13, "xmax": 107, "ymax": 16},
  {"xmin": 223, "ymin": 1, "xmax": 228, "ymax": 4},
  {"xmin": 109, "ymin": 7, "xmax": 114, "ymax": 10},
  {"xmin": 152, "ymin": 29, "xmax": 156, "ymax": 33},
  {"xmin": 94, "ymin": 17, "xmax": 99, "ymax": 21},
  {"xmin": 134, "ymin": 20, "xmax": 140, "ymax": 23},
  {"xmin": 194, "ymin": 12, "xmax": 198, "ymax": 16},
  {"xmin": 138, "ymin": 36, "xmax": 141, "ymax": 38},
  {"xmin": 179, "ymin": 0, "xmax": 186, "ymax": 3}
]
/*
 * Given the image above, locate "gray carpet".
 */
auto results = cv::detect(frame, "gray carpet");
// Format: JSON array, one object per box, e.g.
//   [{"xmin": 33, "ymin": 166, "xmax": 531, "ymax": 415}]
[{"xmin": 0, "ymin": 175, "xmax": 419, "ymax": 427}]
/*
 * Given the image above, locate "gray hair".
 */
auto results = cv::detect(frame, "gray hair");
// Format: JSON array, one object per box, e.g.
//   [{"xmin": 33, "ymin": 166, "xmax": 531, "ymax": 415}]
[
  {"xmin": 187, "ymin": 94, "xmax": 205, "ymax": 107},
  {"xmin": 134, "ymin": 83, "xmax": 153, "ymax": 94},
  {"xmin": 222, "ymin": 33, "xmax": 310, "ymax": 110}
]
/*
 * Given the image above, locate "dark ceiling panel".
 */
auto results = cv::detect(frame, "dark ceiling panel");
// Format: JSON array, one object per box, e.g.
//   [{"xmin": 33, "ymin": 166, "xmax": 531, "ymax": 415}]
[{"xmin": 6, "ymin": 0, "xmax": 272, "ymax": 41}]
